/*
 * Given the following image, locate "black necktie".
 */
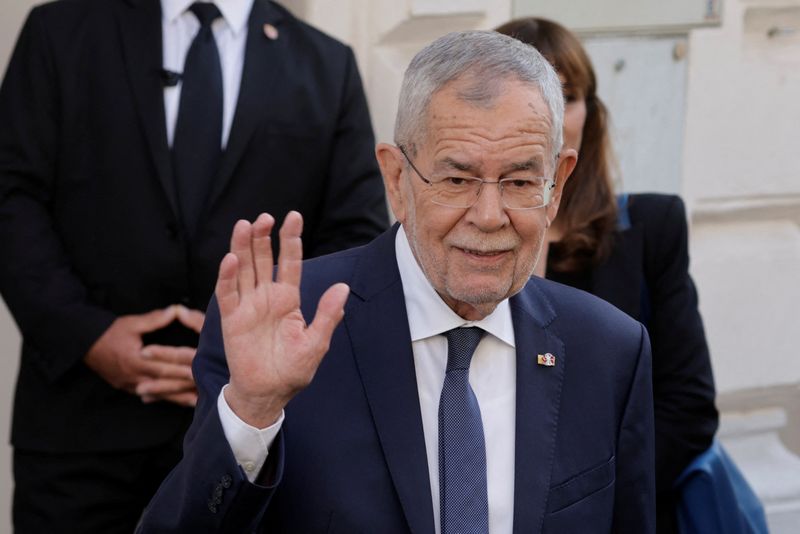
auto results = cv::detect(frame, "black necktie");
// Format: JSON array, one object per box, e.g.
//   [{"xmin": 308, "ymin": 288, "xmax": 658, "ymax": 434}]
[
  {"xmin": 439, "ymin": 327, "xmax": 489, "ymax": 534},
  {"xmin": 172, "ymin": 2, "xmax": 223, "ymax": 235}
]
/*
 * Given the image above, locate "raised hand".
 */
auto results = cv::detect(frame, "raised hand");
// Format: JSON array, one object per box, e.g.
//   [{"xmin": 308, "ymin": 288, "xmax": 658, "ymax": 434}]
[{"xmin": 218, "ymin": 212, "xmax": 349, "ymax": 428}]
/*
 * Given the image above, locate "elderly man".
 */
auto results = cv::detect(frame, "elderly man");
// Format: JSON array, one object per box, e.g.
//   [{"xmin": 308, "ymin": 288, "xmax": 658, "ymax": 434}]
[{"xmin": 139, "ymin": 30, "xmax": 654, "ymax": 533}]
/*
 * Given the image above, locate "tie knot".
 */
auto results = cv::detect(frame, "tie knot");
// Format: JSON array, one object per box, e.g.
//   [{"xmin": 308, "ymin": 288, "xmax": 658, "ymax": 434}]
[
  {"xmin": 444, "ymin": 327, "xmax": 484, "ymax": 371},
  {"xmin": 189, "ymin": 2, "xmax": 222, "ymax": 28}
]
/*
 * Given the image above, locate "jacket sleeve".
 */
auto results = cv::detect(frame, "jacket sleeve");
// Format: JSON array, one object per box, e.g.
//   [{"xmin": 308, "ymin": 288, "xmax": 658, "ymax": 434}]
[
  {"xmin": 0, "ymin": 7, "xmax": 116, "ymax": 382},
  {"xmin": 137, "ymin": 297, "xmax": 282, "ymax": 532},
  {"xmin": 642, "ymin": 195, "xmax": 719, "ymax": 490},
  {"xmin": 305, "ymin": 46, "xmax": 389, "ymax": 257}
]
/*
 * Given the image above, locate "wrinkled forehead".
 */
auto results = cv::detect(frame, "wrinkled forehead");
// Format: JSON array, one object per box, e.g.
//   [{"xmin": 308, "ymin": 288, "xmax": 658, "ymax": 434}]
[{"xmin": 419, "ymin": 79, "xmax": 556, "ymax": 169}]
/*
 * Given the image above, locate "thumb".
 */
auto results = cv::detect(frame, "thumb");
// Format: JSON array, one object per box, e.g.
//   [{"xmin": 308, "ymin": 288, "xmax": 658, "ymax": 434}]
[
  {"xmin": 132, "ymin": 306, "xmax": 178, "ymax": 333},
  {"xmin": 307, "ymin": 283, "xmax": 349, "ymax": 352}
]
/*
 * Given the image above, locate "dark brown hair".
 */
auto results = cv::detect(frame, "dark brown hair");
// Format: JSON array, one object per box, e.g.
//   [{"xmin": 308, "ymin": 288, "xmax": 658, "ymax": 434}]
[{"xmin": 495, "ymin": 17, "xmax": 618, "ymax": 272}]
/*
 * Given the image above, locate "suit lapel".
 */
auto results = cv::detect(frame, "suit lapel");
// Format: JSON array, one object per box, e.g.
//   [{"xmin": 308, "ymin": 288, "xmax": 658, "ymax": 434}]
[
  {"xmin": 346, "ymin": 227, "xmax": 435, "ymax": 534},
  {"xmin": 204, "ymin": 0, "xmax": 286, "ymax": 212},
  {"xmin": 591, "ymin": 225, "xmax": 645, "ymax": 319},
  {"xmin": 510, "ymin": 282, "xmax": 566, "ymax": 533},
  {"xmin": 115, "ymin": 0, "xmax": 178, "ymax": 216}
]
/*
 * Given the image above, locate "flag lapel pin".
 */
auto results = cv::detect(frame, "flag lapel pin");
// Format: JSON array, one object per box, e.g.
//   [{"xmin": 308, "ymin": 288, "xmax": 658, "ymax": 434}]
[{"xmin": 537, "ymin": 353, "xmax": 556, "ymax": 367}]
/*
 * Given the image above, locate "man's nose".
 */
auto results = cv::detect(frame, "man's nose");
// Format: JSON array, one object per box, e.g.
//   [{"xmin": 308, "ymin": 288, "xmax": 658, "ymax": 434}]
[{"xmin": 467, "ymin": 182, "xmax": 509, "ymax": 229}]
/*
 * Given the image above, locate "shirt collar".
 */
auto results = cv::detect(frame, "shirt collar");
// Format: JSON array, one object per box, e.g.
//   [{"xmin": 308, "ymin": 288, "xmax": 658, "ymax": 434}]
[
  {"xmin": 395, "ymin": 226, "xmax": 516, "ymax": 348},
  {"xmin": 162, "ymin": 0, "xmax": 253, "ymax": 36}
]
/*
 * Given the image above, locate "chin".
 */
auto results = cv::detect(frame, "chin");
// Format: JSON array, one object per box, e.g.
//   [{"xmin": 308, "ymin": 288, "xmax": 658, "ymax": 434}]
[{"xmin": 446, "ymin": 282, "xmax": 512, "ymax": 307}]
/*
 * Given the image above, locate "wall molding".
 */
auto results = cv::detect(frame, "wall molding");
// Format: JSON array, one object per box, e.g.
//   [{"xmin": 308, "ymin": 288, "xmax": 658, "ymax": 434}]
[{"xmin": 692, "ymin": 194, "xmax": 800, "ymax": 225}]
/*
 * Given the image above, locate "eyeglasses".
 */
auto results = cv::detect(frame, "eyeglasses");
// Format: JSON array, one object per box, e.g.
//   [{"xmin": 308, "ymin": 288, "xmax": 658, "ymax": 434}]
[{"xmin": 397, "ymin": 145, "xmax": 555, "ymax": 210}]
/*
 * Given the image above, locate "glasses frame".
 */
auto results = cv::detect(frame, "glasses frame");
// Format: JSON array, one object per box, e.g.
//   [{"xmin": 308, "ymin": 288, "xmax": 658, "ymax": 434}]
[{"xmin": 397, "ymin": 144, "xmax": 556, "ymax": 210}]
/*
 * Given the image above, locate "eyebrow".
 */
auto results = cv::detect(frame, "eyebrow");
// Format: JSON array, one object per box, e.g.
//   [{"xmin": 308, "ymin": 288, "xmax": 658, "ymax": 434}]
[
  {"xmin": 438, "ymin": 157, "xmax": 474, "ymax": 173},
  {"xmin": 434, "ymin": 156, "xmax": 544, "ymax": 175},
  {"xmin": 506, "ymin": 159, "xmax": 543, "ymax": 173}
]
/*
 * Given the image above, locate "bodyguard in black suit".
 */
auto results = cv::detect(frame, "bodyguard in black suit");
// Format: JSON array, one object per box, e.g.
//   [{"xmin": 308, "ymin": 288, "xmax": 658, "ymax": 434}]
[{"xmin": 0, "ymin": 0, "xmax": 388, "ymax": 531}]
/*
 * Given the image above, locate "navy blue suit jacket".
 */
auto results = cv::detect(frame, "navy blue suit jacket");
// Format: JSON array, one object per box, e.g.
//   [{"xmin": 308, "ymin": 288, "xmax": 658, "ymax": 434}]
[{"xmin": 139, "ymin": 226, "xmax": 655, "ymax": 533}]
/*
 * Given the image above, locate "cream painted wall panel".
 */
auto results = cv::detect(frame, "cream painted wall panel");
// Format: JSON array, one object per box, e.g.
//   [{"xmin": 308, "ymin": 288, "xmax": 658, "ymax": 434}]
[
  {"xmin": 683, "ymin": 0, "xmax": 800, "ymax": 201},
  {"xmin": 691, "ymin": 218, "xmax": 800, "ymax": 393},
  {"xmin": 512, "ymin": 0, "xmax": 722, "ymax": 33},
  {"xmin": 583, "ymin": 35, "xmax": 689, "ymax": 194},
  {"xmin": 412, "ymin": 0, "xmax": 486, "ymax": 16}
]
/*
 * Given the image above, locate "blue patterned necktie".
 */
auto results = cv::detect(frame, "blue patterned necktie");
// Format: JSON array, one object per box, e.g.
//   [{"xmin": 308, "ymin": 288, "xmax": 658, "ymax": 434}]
[{"xmin": 439, "ymin": 327, "xmax": 489, "ymax": 534}]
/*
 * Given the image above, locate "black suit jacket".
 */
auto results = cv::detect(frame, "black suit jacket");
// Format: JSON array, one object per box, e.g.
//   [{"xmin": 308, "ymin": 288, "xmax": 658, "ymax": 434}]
[
  {"xmin": 139, "ymin": 225, "xmax": 655, "ymax": 533},
  {"xmin": 549, "ymin": 193, "xmax": 718, "ymax": 530},
  {"xmin": 0, "ymin": 0, "xmax": 388, "ymax": 453}
]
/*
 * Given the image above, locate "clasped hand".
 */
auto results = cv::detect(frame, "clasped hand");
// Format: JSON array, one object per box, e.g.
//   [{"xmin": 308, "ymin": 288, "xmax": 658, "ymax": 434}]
[{"xmin": 84, "ymin": 303, "xmax": 205, "ymax": 407}]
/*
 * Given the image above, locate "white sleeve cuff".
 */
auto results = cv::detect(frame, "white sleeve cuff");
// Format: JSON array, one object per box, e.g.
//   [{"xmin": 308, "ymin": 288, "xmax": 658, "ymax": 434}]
[{"xmin": 217, "ymin": 384, "xmax": 284, "ymax": 483}]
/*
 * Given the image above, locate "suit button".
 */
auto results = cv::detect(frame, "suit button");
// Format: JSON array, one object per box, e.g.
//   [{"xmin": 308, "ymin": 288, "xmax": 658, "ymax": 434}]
[{"xmin": 180, "ymin": 295, "xmax": 191, "ymax": 306}]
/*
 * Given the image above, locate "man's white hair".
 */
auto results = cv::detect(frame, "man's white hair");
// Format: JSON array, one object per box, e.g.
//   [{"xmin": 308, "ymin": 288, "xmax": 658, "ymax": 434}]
[{"xmin": 394, "ymin": 30, "xmax": 565, "ymax": 160}]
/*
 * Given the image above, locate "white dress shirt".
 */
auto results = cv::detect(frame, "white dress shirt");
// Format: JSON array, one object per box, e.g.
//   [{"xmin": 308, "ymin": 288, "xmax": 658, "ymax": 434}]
[
  {"xmin": 161, "ymin": 0, "xmax": 253, "ymax": 148},
  {"xmin": 396, "ymin": 228, "xmax": 517, "ymax": 534},
  {"xmin": 218, "ymin": 226, "xmax": 518, "ymax": 533}
]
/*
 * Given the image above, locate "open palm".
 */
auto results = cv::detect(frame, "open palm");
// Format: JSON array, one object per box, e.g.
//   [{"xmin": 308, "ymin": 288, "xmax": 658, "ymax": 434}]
[{"xmin": 216, "ymin": 212, "xmax": 349, "ymax": 428}]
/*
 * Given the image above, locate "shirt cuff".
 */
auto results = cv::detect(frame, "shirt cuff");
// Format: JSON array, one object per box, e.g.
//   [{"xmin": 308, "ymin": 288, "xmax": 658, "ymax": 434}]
[{"xmin": 217, "ymin": 384, "xmax": 284, "ymax": 483}]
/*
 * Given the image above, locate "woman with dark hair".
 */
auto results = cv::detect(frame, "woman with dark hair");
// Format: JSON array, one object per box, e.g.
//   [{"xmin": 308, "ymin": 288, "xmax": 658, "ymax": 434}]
[{"xmin": 496, "ymin": 17, "xmax": 719, "ymax": 533}]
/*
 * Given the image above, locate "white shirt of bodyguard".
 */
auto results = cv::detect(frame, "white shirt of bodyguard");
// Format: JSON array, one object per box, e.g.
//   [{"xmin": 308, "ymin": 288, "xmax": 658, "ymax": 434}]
[
  {"xmin": 161, "ymin": 0, "xmax": 253, "ymax": 148},
  {"xmin": 218, "ymin": 227, "xmax": 518, "ymax": 534}
]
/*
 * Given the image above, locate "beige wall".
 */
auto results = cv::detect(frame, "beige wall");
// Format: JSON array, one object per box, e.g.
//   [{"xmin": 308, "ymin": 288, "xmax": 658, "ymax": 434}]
[{"xmin": 0, "ymin": 302, "xmax": 18, "ymax": 534}]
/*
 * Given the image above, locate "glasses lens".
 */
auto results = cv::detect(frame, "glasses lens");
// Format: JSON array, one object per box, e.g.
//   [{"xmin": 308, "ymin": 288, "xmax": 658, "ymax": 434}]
[
  {"xmin": 501, "ymin": 177, "xmax": 552, "ymax": 209},
  {"xmin": 431, "ymin": 177, "xmax": 482, "ymax": 208}
]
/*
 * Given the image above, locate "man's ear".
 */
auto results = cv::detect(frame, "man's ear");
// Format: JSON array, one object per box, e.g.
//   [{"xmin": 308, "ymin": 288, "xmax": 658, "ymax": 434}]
[
  {"xmin": 545, "ymin": 147, "xmax": 578, "ymax": 226},
  {"xmin": 375, "ymin": 143, "xmax": 408, "ymax": 223}
]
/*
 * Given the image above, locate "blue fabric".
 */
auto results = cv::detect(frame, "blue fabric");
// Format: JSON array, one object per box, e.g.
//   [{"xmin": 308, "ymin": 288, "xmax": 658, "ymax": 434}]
[
  {"xmin": 616, "ymin": 193, "xmax": 632, "ymax": 231},
  {"xmin": 675, "ymin": 440, "xmax": 769, "ymax": 534},
  {"xmin": 439, "ymin": 327, "xmax": 489, "ymax": 534}
]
